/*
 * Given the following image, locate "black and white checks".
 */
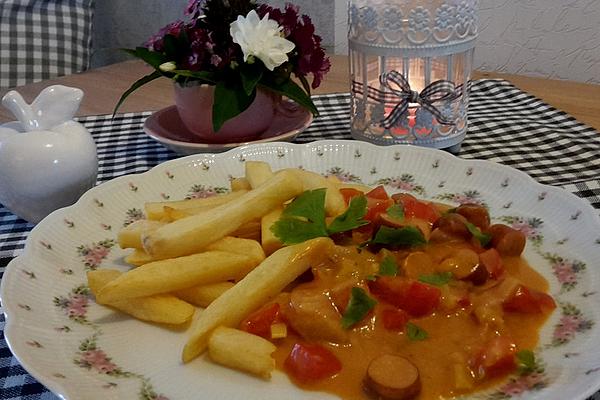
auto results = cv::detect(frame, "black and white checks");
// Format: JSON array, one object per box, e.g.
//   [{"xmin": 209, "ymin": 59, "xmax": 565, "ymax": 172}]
[
  {"xmin": 0, "ymin": 0, "xmax": 94, "ymax": 89},
  {"xmin": 0, "ymin": 79, "xmax": 599, "ymax": 398}
]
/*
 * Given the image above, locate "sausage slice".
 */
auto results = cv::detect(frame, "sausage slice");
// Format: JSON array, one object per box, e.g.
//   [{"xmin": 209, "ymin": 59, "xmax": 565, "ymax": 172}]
[{"xmin": 364, "ymin": 354, "xmax": 421, "ymax": 400}]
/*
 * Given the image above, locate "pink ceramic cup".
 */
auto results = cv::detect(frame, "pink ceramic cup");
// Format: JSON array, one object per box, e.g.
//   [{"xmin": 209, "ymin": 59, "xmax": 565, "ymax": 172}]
[{"xmin": 173, "ymin": 83, "xmax": 276, "ymax": 143}]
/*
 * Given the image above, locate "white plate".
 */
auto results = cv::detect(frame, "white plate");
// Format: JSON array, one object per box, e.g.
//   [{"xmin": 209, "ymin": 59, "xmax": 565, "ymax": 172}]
[{"xmin": 2, "ymin": 140, "xmax": 600, "ymax": 400}]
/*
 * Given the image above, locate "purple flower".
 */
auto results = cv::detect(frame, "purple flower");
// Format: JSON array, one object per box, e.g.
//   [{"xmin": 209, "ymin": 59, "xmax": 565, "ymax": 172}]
[
  {"xmin": 145, "ymin": 21, "xmax": 184, "ymax": 52},
  {"xmin": 185, "ymin": 0, "xmax": 205, "ymax": 18}
]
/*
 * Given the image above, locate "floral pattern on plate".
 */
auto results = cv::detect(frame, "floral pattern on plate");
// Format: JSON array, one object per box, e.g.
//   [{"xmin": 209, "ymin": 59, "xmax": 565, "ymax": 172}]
[{"xmin": 2, "ymin": 141, "xmax": 599, "ymax": 400}]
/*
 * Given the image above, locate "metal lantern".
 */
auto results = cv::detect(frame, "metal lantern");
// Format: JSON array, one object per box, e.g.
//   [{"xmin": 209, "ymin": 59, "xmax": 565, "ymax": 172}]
[{"xmin": 348, "ymin": 0, "xmax": 478, "ymax": 153}]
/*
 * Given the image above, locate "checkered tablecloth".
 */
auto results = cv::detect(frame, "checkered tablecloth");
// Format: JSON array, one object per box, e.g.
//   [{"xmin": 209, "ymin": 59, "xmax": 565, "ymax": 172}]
[{"xmin": 0, "ymin": 79, "xmax": 599, "ymax": 399}]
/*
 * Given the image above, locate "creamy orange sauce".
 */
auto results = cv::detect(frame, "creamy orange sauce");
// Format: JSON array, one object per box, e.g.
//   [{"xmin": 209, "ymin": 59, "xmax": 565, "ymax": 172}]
[{"xmin": 272, "ymin": 241, "xmax": 552, "ymax": 400}]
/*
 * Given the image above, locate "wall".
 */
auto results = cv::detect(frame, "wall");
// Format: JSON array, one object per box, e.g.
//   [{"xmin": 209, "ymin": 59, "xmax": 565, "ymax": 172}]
[
  {"xmin": 92, "ymin": 0, "xmax": 600, "ymax": 83},
  {"xmin": 91, "ymin": 0, "xmax": 334, "ymax": 68},
  {"xmin": 476, "ymin": 0, "xmax": 600, "ymax": 84},
  {"xmin": 92, "ymin": 0, "xmax": 187, "ymax": 67}
]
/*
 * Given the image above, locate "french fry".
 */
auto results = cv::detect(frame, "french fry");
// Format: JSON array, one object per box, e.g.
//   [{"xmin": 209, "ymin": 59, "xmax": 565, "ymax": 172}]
[
  {"xmin": 326, "ymin": 175, "xmax": 341, "ymax": 184},
  {"xmin": 118, "ymin": 219, "xmax": 165, "ymax": 249},
  {"xmin": 261, "ymin": 207, "xmax": 283, "ymax": 255},
  {"xmin": 125, "ymin": 248, "xmax": 154, "ymax": 267},
  {"xmin": 230, "ymin": 177, "xmax": 251, "ymax": 191},
  {"xmin": 88, "ymin": 269, "xmax": 195, "ymax": 325},
  {"xmin": 97, "ymin": 250, "xmax": 262, "ymax": 303},
  {"xmin": 125, "ymin": 236, "xmax": 264, "ymax": 267},
  {"xmin": 182, "ymin": 237, "xmax": 334, "ymax": 363},
  {"xmin": 338, "ymin": 182, "xmax": 372, "ymax": 193},
  {"xmin": 245, "ymin": 161, "xmax": 273, "ymax": 189},
  {"xmin": 205, "ymin": 236, "xmax": 265, "ymax": 263},
  {"xmin": 143, "ymin": 170, "xmax": 303, "ymax": 259},
  {"xmin": 144, "ymin": 190, "xmax": 248, "ymax": 220},
  {"xmin": 208, "ymin": 327, "xmax": 276, "ymax": 379},
  {"xmin": 173, "ymin": 282, "xmax": 235, "ymax": 308},
  {"xmin": 164, "ymin": 204, "xmax": 261, "ymax": 239},
  {"xmin": 283, "ymin": 168, "xmax": 346, "ymax": 217}
]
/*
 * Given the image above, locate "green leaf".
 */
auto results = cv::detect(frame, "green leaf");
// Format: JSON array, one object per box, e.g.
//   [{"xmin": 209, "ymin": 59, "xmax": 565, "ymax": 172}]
[
  {"xmin": 341, "ymin": 287, "xmax": 377, "ymax": 329},
  {"xmin": 113, "ymin": 70, "xmax": 163, "ymax": 116},
  {"xmin": 170, "ymin": 70, "xmax": 217, "ymax": 84},
  {"xmin": 371, "ymin": 226, "xmax": 426, "ymax": 247},
  {"xmin": 406, "ymin": 322, "xmax": 428, "ymax": 341},
  {"xmin": 240, "ymin": 64, "xmax": 263, "ymax": 96},
  {"xmin": 516, "ymin": 350, "xmax": 536, "ymax": 374},
  {"xmin": 269, "ymin": 218, "xmax": 328, "ymax": 245},
  {"xmin": 418, "ymin": 272, "xmax": 453, "ymax": 286},
  {"xmin": 123, "ymin": 47, "xmax": 166, "ymax": 69},
  {"xmin": 259, "ymin": 79, "xmax": 318, "ymax": 115},
  {"xmin": 378, "ymin": 256, "xmax": 399, "ymax": 276},
  {"xmin": 327, "ymin": 195, "xmax": 369, "ymax": 234},
  {"xmin": 297, "ymin": 74, "xmax": 312, "ymax": 96},
  {"xmin": 212, "ymin": 81, "xmax": 256, "ymax": 132},
  {"xmin": 281, "ymin": 189, "xmax": 327, "ymax": 222},
  {"xmin": 386, "ymin": 204, "xmax": 405, "ymax": 220},
  {"xmin": 270, "ymin": 189, "xmax": 328, "ymax": 245},
  {"xmin": 465, "ymin": 222, "xmax": 492, "ymax": 246}
]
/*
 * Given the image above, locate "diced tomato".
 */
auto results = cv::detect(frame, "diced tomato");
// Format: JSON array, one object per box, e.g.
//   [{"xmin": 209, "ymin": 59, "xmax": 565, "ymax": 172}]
[
  {"xmin": 366, "ymin": 185, "xmax": 390, "ymax": 200},
  {"xmin": 479, "ymin": 248, "xmax": 504, "ymax": 279},
  {"xmin": 393, "ymin": 193, "xmax": 441, "ymax": 224},
  {"xmin": 470, "ymin": 336, "xmax": 517, "ymax": 379},
  {"xmin": 240, "ymin": 303, "xmax": 281, "ymax": 338},
  {"xmin": 365, "ymin": 197, "xmax": 395, "ymax": 222},
  {"xmin": 381, "ymin": 308, "xmax": 410, "ymax": 330},
  {"xmin": 503, "ymin": 285, "xmax": 556, "ymax": 313},
  {"xmin": 340, "ymin": 188, "xmax": 364, "ymax": 204},
  {"xmin": 368, "ymin": 277, "xmax": 441, "ymax": 317},
  {"xmin": 284, "ymin": 343, "xmax": 342, "ymax": 382}
]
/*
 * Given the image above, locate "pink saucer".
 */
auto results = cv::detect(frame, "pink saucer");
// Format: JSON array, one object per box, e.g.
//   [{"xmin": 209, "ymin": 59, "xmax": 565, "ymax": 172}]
[{"xmin": 143, "ymin": 102, "xmax": 313, "ymax": 154}]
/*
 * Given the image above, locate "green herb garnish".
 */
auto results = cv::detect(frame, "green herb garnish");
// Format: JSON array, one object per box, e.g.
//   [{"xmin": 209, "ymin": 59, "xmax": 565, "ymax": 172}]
[
  {"xmin": 406, "ymin": 322, "xmax": 428, "ymax": 341},
  {"xmin": 327, "ymin": 195, "xmax": 369, "ymax": 234},
  {"xmin": 386, "ymin": 203, "xmax": 404, "ymax": 220},
  {"xmin": 379, "ymin": 256, "xmax": 399, "ymax": 277},
  {"xmin": 271, "ymin": 189, "xmax": 369, "ymax": 245},
  {"xmin": 418, "ymin": 272, "xmax": 453, "ymax": 286},
  {"xmin": 516, "ymin": 350, "xmax": 536, "ymax": 374},
  {"xmin": 341, "ymin": 287, "xmax": 377, "ymax": 329},
  {"xmin": 465, "ymin": 221, "xmax": 492, "ymax": 246},
  {"xmin": 370, "ymin": 226, "xmax": 426, "ymax": 247},
  {"xmin": 270, "ymin": 189, "xmax": 328, "ymax": 244}
]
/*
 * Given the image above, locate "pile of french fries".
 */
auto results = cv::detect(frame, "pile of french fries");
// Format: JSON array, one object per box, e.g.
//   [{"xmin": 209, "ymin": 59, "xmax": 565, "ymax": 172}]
[{"xmin": 88, "ymin": 161, "xmax": 372, "ymax": 379}]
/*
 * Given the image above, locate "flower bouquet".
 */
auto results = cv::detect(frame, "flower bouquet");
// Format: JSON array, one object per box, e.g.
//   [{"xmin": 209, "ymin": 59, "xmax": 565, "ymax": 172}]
[{"xmin": 115, "ymin": 0, "xmax": 330, "ymax": 136}]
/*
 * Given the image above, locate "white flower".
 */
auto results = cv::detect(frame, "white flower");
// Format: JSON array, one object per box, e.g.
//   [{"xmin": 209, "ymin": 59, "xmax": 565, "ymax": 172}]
[{"xmin": 230, "ymin": 10, "xmax": 295, "ymax": 71}]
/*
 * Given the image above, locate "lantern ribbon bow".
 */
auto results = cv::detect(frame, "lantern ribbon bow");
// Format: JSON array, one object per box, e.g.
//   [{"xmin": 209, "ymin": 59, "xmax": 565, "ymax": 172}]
[{"xmin": 379, "ymin": 70, "xmax": 460, "ymax": 129}]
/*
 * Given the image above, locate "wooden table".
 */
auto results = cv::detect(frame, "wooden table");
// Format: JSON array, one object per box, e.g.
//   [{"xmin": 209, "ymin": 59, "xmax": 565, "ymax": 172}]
[{"xmin": 2, "ymin": 55, "xmax": 600, "ymax": 130}]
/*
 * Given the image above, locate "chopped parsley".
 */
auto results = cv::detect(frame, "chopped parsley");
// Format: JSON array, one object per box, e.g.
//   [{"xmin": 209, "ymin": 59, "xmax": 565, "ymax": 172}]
[
  {"xmin": 341, "ymin": 287, "xmax": 377, "ymax": 329},
  {"xmin": 386, "ymin": 203, "xmax": 404, "ymax": 220},
  {"xmin": 516, "ymin": 350, "xmax": 537, "ymax": 374},
  {"xmin": 370, "ymin": 226, "xmax": 426, "ymax": 247},
  {"xmin": 378, "ymin": 256, "xmax": 399, "ymax": 276},
  {"xmin": 271, "ymin": 189, "xmax": 369, "ymax": 245},
  {"xmin": 418, "ymin": 272, "xmax": 453, "ymax": 286},
  {"xmin": 465, "ymin": 221, "xmax": 492, "ymax": 247},
  {"xmin": 327, "ymin": 195, "xmax": 369, "ymax": 234},
  {"xmin": 406, "ymin": 322, "xmax": 428, "ymax": 341}
]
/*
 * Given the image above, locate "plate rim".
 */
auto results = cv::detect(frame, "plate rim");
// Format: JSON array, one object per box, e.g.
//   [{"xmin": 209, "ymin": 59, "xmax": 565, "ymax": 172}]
[{"xmin": 2, "ymin": 139, "xmax": 600, "ymax": 400}]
